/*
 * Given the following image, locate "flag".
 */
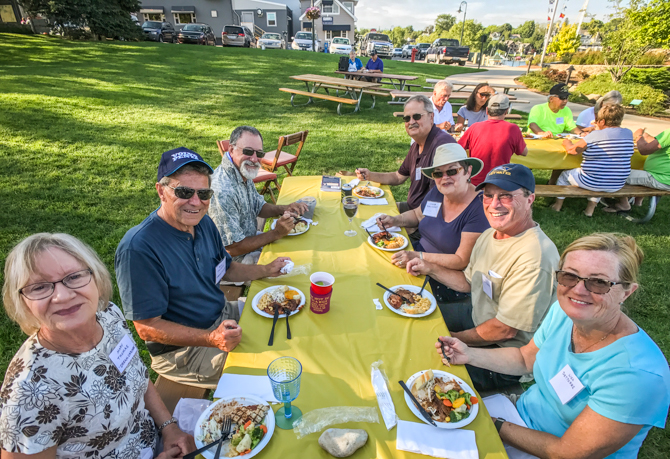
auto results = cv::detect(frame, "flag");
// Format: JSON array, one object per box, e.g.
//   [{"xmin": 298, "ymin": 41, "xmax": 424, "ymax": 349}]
[{"xmin": 559, "ymin": 13, "xmax": 565, "ymax": 18}]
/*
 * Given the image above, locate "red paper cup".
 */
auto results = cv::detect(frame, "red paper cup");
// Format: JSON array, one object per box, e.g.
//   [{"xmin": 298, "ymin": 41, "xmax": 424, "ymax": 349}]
[
  {"xmin": 310, "ymin": 272, "xmax": 335, "ymax": 295},
  {"xmin": 310, "ymin": 287, "xmax": 332, "ymax": 314}
]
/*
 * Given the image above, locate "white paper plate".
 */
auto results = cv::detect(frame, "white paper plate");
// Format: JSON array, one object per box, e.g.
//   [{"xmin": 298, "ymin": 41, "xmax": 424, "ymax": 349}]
[
  {"xmin": 251, "ymin": 286, "xmax": 306, "ymax": 318},
  {"xmin": 367, "ymin": 232, "xmax": 408, "ymax": 252},
  {"xmin": 194, "ymin": 395, "xmax": 275, "ymax": 459},
  {"xmin": 353, "ymin": 186, "xmax": 384, "ymax": 199},
  {"xmin": 270, "ymin": 219, "xmax": 310, "ymax": 236},
  {"xmin": 523, "ymin": 134, "xmax": 542, "ymax": 140},
  {"xmin": 404, "ymin": 370, "xmax": 479, "ymax": 429},
  {"xmin": 382, "ymin": 284, "xmax": 436, "ymax": 318}
]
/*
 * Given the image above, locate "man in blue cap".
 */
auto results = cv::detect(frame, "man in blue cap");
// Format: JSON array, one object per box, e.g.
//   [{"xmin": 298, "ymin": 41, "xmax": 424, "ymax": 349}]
[
  {"xmin": 115, "ymin": 147, "xmax": 290, "ymax": 389},
  {"xmin": 407, "ymin": 164, "xmax": 559, "ymax": 391}
]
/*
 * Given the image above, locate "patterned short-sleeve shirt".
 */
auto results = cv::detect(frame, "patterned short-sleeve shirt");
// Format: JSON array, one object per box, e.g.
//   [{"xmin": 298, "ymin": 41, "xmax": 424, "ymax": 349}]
[
  {"xmin": 0, "ymin": 304, "xmax": 157, "ymax": 458},
  {"xmin": 208, "ymin": 154, "xmax": 266, "ymax": 261}
]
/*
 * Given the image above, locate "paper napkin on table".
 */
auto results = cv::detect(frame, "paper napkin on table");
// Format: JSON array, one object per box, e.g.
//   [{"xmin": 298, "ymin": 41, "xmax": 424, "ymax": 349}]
[
  {"xmin": 360, "ymin": 198, "xmax": 389, "ymax": 206},
  {"xmin": 348, "ymin": 178, "xmax": 360, "ymax": 187},
  {"xmin": 213, "ymin": 374, "xmax": 279, "ymax": 402},
  {"xmin": 396, "ymin": 420, "xmax": 478, "ymax": 459},
  {"xmin": 361, "ymin": 214, "xmax": 401, "ymax": 233}
]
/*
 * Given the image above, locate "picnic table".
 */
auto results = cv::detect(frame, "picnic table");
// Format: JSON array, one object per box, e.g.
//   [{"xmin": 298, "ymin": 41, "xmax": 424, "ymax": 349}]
[
  {"xmin": 281, "ymin": 74, "xmax": 386, "ymax": 115},
  {"xmin": 426, "ymin": 79, "xmax": 524, "ymax": 94},
  {"xmin": 389, "ymin": 90, "xmax": 520, "ymax": 103},
  {"xmin": 335, "ymin": 70, "xmax": 419, "ymax": 91},
  {"xmin": 222, "ymin": 176, "xmax": 508, "ymax": 458}
]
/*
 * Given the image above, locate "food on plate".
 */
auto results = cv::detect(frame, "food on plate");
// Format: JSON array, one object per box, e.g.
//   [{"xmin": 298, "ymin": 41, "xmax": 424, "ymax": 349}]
[
  {"xmin": 290, "ymin": 220, "xmax": 309, "ymax": 234},
  {"xmin": 387, "ymin": 288, "xmax": 431, "ymax": 314},
  {"xmin": 523, "ymin": 133, "xmax": 538, "ymax": 139},
  {"xmin": 371, "ymin": 231, "xmax": 405, "ymax": 249},
  {"xmin": 258, "ymin": 285, "xmax": 302, "ymax": 315},
  {"xmin": 354, "ymin": 186, "xmax": 382, "ymax": 198},
  {"xmin": 197, "ymin": 400, "xmax": 270, "ymax": 457},
  {"xmin": 411, "ymin": 370, "xmax": 478, "ymax": 423}
]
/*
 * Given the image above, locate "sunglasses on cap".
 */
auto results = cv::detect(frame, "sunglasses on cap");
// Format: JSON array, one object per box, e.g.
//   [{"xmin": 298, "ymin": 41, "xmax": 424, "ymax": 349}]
[
  {"xmin": 431, "ymin": 167, "xmax": 463, "ymax": 179},
  {"xmin": 555, "ymin": 270, "xmax": 622, "ymax": 294},
  {"xmin": 403, "ymin": 112, "xmax": 428, "ymax": 123},
  {"xmin": 166, "ymin": 184, "xmax": 214, "ymax": 200},
  {"xmin": 233, "ymin": 145, "xmax": 266, "ymax": 159}
]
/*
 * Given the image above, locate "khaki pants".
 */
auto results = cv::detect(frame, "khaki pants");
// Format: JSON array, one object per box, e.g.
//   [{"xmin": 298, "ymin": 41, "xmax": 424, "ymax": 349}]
[{"xmin": 150, "ymin": 300, "xmax": 241, "ymax": 389}]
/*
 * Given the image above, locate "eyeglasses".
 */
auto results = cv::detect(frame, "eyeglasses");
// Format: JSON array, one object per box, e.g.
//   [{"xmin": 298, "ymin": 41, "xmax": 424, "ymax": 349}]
[
  {"xmin": 431, "ymin": 167, "xmax": 463, "ymax": 179},
  {"xmin": 20, "ymin": 269, "xmax": 93, "ymax": 300},
  {"xmin": 166, "ymin": 184, "xmax": 214, "ymax": 201},
  {"xmin": 478, "ymin": 92, "xmax": 492, "ymax": 98},
  {"xmin": 555, "ymin": 270, "xmax": 622, "ymax": 294},
  {"xmin": 233, "ymin": 145, "xmax": 266, "ymax": 159},
  {"xmin": 556, "ymin": 95, "xmax": 569, "ymax": 101},
  {"xmin": 403, "ymin": 112, "xmax": 427, "ymax": 123},
  {"xmin": 481, "ymin": 192, "xmax": 518, "ymax": 204}
]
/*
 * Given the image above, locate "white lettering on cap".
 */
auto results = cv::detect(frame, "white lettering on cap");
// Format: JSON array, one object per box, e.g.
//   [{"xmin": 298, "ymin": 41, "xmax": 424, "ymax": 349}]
[{"xmin": 171, "ymin": 152, "xmax": 199, "ymax": 161}]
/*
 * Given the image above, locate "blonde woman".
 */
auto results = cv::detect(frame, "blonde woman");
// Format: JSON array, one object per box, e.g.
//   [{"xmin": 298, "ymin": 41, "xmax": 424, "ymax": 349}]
[{"xmin": 1, "ymin": 233, "xmax": 194, "ymax": 458}]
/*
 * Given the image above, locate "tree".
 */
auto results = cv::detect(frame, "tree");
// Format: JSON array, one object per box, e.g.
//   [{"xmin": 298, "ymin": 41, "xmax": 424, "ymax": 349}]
[
  {"xmin": 547, "ymin": 24, "xmax": 581, "ymax": 58},
  {"xmin": 515, "ymin": 20, "xmax": 536, "ymax": 39},
  {"xmin": 435, "ymin": 14, "xmax": 456, "ymax": 34},
  {"xmin": 582, "ymin": 18, "xmax": 604, "ymax": 35},
  {"xmin": 444, "ymin": 19, "xmax": 484, "ymax": 49},
  {"xmin": 629, "ymin": 0, "xmax": 670, "ymax": 47},
  {"xmin": 601, "ymin": 8, "xmax": 651, "ymax": 82}
]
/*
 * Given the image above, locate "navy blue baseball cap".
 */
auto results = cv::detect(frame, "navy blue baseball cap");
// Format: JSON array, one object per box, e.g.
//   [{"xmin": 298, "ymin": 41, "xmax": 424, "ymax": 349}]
[
  {"xmin": 475, "ymin": 164, "xmax": 535, "ymax": 193},
  {"xmin": 157, "ymin": 147, "xmax": 213, "ymax": 182}
]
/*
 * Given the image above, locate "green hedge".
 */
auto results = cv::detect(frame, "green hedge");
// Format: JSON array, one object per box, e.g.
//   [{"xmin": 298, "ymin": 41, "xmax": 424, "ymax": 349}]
[
  {"xmin": 569, "ymin": 51, "xmax": 667, "ymax": 66},
  {"xmin": 575, "ymin": 73, "xmax": 667, "ymax": 115},
  {"xmin": 517, "ymin": 71, "xmax": 589, "ymax": 103},
  {"xmin": 624, "ymin": 68, "xmax": 670, "ymax": 92}
]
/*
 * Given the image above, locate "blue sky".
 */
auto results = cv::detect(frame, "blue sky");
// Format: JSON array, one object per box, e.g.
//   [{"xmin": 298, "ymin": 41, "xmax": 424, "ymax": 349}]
[{"xmin": 356, "ymin": 0, "xmax": 618, "ymax": 30}]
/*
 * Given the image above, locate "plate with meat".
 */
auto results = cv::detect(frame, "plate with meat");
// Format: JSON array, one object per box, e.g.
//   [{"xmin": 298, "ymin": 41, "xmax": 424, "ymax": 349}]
[
  {"xmin": 252, "ymin": 285, "xmax": 305, "ymax": 318},
  {"xmin": 270, "ymin": 218, "xmax": 310, "ymax": 236},
  {"xmin": 523, "ymin": 133, "xmax": 542, "ymax": 140},
  {"xmin": 405, "ymin": 369, "xmax": 479, "ymax": 429},
  {"xmin": 194, "ymin": 395, "xmax": 274, "ymax": 458},
  {"xmin": 353, "ymin": 185, "xmax": 384, "ymax": 199},
  {"xmin": 367, "ymin": 231, "xmax": 408, "ymax": 252},
  {"xmin": 382, "ymin": 284, "xmax": 436, "ymax": 318}
]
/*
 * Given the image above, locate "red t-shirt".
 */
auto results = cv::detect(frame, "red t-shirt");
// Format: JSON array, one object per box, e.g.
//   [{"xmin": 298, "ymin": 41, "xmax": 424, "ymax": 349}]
[{"xmin": 458, "ymin": 120, "xmax": 527, "ymax": 186}]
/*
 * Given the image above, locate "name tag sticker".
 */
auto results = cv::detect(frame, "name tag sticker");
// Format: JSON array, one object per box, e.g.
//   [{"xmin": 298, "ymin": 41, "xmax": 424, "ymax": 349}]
[
  {"xmin": 423, "ymin": 201, "xmax": 441, "ymax": 218},
  {"xmin": 215, "ymin": 259, "xmax": 227, "ymax": 284},
  {"xmin": 550, "ymin": 364, "xmax": 585, "ymax": 405},
  {"xmin": 415, "ymin": 168, "xmax": 421, "ymax": 181},
  {"xmin": 110, "ymin": 334, "xmax": 138, "ymax": 374},
  {"xmin": 482, "ymin": 274, "xmax": 493, "ymax": 300},
  {"xmin": 556, "ymin": 117, "xmax": 565, "ymax": 125}
]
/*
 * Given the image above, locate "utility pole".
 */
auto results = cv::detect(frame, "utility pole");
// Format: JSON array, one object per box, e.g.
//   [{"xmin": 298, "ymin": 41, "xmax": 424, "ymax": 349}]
[
  {"xmin": 540, "ymin": 0, "xmax": 560, "ymax": 68},
  {"xmin": 311, "ymin": 0, "xmax": 316, "ymax": 52},
  {"xmin": 457, "ymin": 2, "xmax": 467, "ymax": 45}
]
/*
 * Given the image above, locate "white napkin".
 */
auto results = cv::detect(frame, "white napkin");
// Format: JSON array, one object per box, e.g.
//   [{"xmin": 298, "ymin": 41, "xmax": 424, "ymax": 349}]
[
  {"xmin": 213, "ymin": 374, "xmax": 279, "ymax": 402},
  {"xmin": 396, "ymin": 420, "xmax": 478, "ymax": 459},
  {"xmin": 361, "ymin": 213, "xmax": 401, "ymax": 233},
  {"xmin": 360, "ymin": 198, "xmax": 389, "ymax": 206},
  {"xmin": 348, "ymin": 178, "xmax": 360, "ymax": 187},
  {"xmin": 280, "ymin": 260, "xmax": 294, "ymax": 274},
  {"xmin": 483, "ymin": 395, "xmax": 539, "ymax": 459}
]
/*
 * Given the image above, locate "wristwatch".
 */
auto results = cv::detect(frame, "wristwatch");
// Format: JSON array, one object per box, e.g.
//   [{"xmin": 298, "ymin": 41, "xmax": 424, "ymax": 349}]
[
  {"xmin": 419, "ymin": 252, "xmax": 424, "ymax": 260},
  {"xmin": 157, "ymin": 417, "xmax": 178, "ymax": 434},
  {"xmin": 494, "ymin": 417, "xmax": 506, "ymax": 433}
]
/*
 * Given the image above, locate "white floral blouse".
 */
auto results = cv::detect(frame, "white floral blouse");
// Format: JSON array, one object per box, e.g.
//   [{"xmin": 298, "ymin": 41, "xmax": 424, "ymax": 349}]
[{"xmin": 0, "ymin": 303, "xmax": 157, "ymax": 458}]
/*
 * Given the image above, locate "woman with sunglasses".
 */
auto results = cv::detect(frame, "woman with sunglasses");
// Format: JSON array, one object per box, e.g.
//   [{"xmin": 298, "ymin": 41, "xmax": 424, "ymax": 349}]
[
  {"xmin": 436, "ymin": 233, "xmax": 670, "ymax": 459},
  {"xmin": 455, "ymin": 83, "xmax": 494, "ymax": 131},
  {"xmin": 376, "ymin": 144, "xmax": 489, "ymax": 304},
  {"xmin": 1, "ymin": 233, "xmax": 195, "ymax": 458}
]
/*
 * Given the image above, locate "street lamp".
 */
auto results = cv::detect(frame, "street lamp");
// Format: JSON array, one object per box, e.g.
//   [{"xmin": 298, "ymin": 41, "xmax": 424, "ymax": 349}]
[{"xmin": 457, "ymin": 1, "xmax": 467, "ymax": 45}]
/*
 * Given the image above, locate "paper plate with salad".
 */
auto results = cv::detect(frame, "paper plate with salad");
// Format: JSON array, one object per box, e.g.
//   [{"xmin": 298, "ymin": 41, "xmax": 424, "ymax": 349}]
[{"xmin": 194, "ymin": 395, "xmax": 275, "ymax": 458}]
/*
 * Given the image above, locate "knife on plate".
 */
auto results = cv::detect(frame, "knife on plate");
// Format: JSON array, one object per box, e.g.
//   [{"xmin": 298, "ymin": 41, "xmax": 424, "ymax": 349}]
[{"xmin": 398, "ymin": 380, "xmax": 437, "ymax": 427}]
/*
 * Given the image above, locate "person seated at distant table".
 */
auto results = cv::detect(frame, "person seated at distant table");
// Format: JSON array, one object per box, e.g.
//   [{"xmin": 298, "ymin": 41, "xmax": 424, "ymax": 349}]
[
  {"xmin": 575, "ymin": 90, "xmax": 622, "ymax": 133},
  {"xmin": 209, "ymin": 125, "xmax": 308, "ymax": 266},
  {"xmin": 348, "ymin": 50, "xmax": 362, "ymax": 72},
  {"xmin": 436, "ymin": 232, "xmax": 670, "ymax": 459},
  {"xmin": 455, "ymin": 82, "xmax": 494, "ymax": 131},
  {"xmin": 458, "ymin": 94, "xmax": 528, "ymax": 187},
  {"xmin": 527, "ymin": 83, "xmax": 584, "ymax": 138},
  {"xmin": 363, "ymin": 49, "xmax": 383, "ymax": 82},
  {"xmin": 376, "ymin": 143, "xmax": 489, "ymax": 305},
  {"xmin": 431, "ymin": 80, "xmax": 455, "ymax": 132},
  {"xmin": 551, "ymin": 104, "xmax": 634, "ymax": 217}
]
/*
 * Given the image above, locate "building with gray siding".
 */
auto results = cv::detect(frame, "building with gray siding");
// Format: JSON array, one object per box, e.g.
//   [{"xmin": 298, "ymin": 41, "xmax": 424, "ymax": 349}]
[
  {"xmin": 234, "ymin": 0, "xmax": 293, "ymax": 40},
  {"xmin": 297, "ymin": 0, "xmax": 357, "ymax": 46}
]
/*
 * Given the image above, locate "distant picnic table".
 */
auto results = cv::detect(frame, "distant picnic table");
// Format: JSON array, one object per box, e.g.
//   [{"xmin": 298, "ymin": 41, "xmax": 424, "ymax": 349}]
[
  {"xmin": 426, "ymin": 78, "xmax": 524, "ymax": 94},
  {"xmin": 335, "ymin": 70, "xmax": 418, "ymax": 91}
]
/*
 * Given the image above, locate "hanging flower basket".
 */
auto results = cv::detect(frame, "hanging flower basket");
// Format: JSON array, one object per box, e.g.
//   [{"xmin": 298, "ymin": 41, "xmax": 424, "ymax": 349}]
[{"xmin": 306, "ymin": 7, "xmax": 321, "ymax": 20}]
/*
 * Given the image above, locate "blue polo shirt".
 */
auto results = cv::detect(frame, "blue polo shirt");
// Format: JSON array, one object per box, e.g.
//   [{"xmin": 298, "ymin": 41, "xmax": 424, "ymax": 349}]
[
  {"xmin": 365, "ymin": 57, "xmax": 384, "ymax": 72},
  {"xmin": 115, "ymin": 210, "xmax": 232, "ymax": 329}
]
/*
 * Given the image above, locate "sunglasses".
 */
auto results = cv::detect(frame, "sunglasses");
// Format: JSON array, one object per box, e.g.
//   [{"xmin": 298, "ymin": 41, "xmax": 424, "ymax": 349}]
[
  {"xmin": 555, "ymin": 270, "xmax": 622, "ymax": 294},
  {"xmin": 403, "ymin": 112, "xmax": 427, "ymax": 123},
  {"xmin": 478, "ymin": 92, "xmax": 492, "ymax": 98},
  {"xmin": 234, "ymin": 145, "xmax": 266, "ymax": 159},
  {"xmin": 166, "ymin": 184, "xmax": 214, "ymax": 201},
  {"xmin": 431, "ymin": 167, "xmax": 463, "ymax": 179},
  {"xmin": 556, "ymin": 95, "xmax": 569, "ymax": 101}
]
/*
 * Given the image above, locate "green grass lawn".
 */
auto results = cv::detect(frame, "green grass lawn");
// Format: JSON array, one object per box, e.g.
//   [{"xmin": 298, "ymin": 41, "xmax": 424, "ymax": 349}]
[{"xmin": 1, "ymin": 34, "xmax": 668, "ymax": 456}]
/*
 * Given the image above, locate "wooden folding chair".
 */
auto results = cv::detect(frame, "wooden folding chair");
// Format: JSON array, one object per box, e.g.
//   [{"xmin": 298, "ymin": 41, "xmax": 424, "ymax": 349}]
[
  {"xmin": 261, "ymin": 130, "xmax": 308, "ymax": 177},
  {"xmin": 216, "ymin": 139, "xmax": 281, "ymax": 204}
]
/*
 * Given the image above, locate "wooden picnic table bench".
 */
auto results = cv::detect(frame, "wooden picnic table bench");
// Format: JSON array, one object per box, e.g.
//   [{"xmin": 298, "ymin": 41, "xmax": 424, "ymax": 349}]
[{"xmin": 335, "ymin": 70, "xmax": 418, "ymax": 90}]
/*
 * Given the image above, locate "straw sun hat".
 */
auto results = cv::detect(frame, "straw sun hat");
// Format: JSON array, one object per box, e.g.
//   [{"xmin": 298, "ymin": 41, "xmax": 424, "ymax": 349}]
[{"xmin": 421, "ymin": 143, "xmax": 483, "ymax": 180}]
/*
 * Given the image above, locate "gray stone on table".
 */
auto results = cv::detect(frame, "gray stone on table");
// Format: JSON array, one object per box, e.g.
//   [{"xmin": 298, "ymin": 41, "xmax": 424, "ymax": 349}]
[{"xmin": 318, "ymin": 428, "xmax": 368, "ymax": 457}]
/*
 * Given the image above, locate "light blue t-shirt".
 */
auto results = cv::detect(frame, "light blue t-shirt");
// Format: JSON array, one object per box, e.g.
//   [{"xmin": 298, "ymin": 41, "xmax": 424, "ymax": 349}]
[{"xmin": 517, "ymin": 301, "xmax": 670, "ymax": 458}]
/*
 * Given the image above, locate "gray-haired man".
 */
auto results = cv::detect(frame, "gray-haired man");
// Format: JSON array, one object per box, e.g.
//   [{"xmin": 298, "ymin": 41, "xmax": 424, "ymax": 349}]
[{"xmin": 432, "ymin": 80, "xmax": 455, "ymax": 131}]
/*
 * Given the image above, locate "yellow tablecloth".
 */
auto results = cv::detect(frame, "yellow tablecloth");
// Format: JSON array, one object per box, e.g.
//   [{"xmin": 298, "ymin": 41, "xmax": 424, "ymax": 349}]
[
  {"xmin": 223, "ymin": 176, "xmax": 508, "ymax": 459},
  {"xmin": 512, "ymin": 139, "xmax": 646, "ymax": 170}
]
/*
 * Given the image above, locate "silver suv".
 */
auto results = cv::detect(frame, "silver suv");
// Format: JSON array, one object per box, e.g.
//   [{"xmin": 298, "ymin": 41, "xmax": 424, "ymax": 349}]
[{"xmin": 222, "ymin": 25, "xmax": 256, "ymax": 47}]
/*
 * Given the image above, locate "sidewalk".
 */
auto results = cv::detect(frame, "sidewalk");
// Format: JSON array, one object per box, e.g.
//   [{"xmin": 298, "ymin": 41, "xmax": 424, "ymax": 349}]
[{"xmin": 451, "ymin": 64, "xmax": 670, "ymax": 136}]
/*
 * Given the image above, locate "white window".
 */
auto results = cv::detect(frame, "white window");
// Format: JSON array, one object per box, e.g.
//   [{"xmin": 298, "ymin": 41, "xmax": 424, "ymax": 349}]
[
  {"xmin": 143, "ymin": 13, "xmax": 165, "ymax": 22},
  {"xmin": 173, "ymin": 13, "xmax": 196, "ymax": 24},
  {"xmin": 211, "ymin": 10, "xmax": 218, "ymax": 18},
  {"xmin": 322, "ymin": 4, "xmax": 340, "ymax": 14},
  {"xmin": 326, "ymin": 30, "xmax": 347, "ymax": 40},
  {"xmin": 342, "ymin": 2, "xmax": 354, "ymax": 14},
  {"xmin": 267, "ymin": 12, "xmax": 276, "ymax": 27}
]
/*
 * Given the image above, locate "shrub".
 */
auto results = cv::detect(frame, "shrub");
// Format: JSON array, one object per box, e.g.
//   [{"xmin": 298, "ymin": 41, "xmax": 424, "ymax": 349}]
[
  {"xmin": 543, "ymin": 68, "xmax": 568, "ymax": 83},
  {"xmin": 574, "ymin": 73, "xmax": 667, "ymax": 115},
  {"xmin": 570, "ymin": 51, "xmax": 605, "ymax": 65},
  {"xmin": 517, "ymin": 71, "xmax": 555, "ymax": 93},
  {"xmin": 623, "ymin": 67, "xmax": 670, "ymax": 92},
  {"xmin": 635, "ymin": 53, "xmax": 667, "ymax": 66}
]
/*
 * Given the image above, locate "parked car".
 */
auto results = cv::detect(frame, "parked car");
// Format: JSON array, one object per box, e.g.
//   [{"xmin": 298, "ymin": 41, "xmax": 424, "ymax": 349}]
[
  {"xmin": 424, "ymin": 38, "xmax": 469, "ymax": 65},
  {"xmin": 222, "ymin": 25, "xmax": 256, "ymax": 47},
  {"xmin": 415, "ymin": 43, "xmax": 431, "ymax": 60},
  {"xmin": 393, "ymin": 48, "xmax": 402, "ymax": 58},
  {"xmin": 142, "ymin": 21, "xmax": 176, "ymax": 43},
  {"xmin": 329, "ymin": 37, "xmax": 352, "ymax": 55},
  {"xmin": 177, "ymin": 23, "xmax": 216, "ymax": 45},
  {"xmin": 359, "ymin": 32, "xmax": 393, "ymax": 58},
  {"xmin": 257, "ymin": 32, "xmax": 285, "ymax": 49},
  {"xmin": 291, "ymin": 31, "xmax": 322, "ymax": 51},
  {"xmin": 401, "ymin": 44, "xmax": 416, "ymax": 58}
]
